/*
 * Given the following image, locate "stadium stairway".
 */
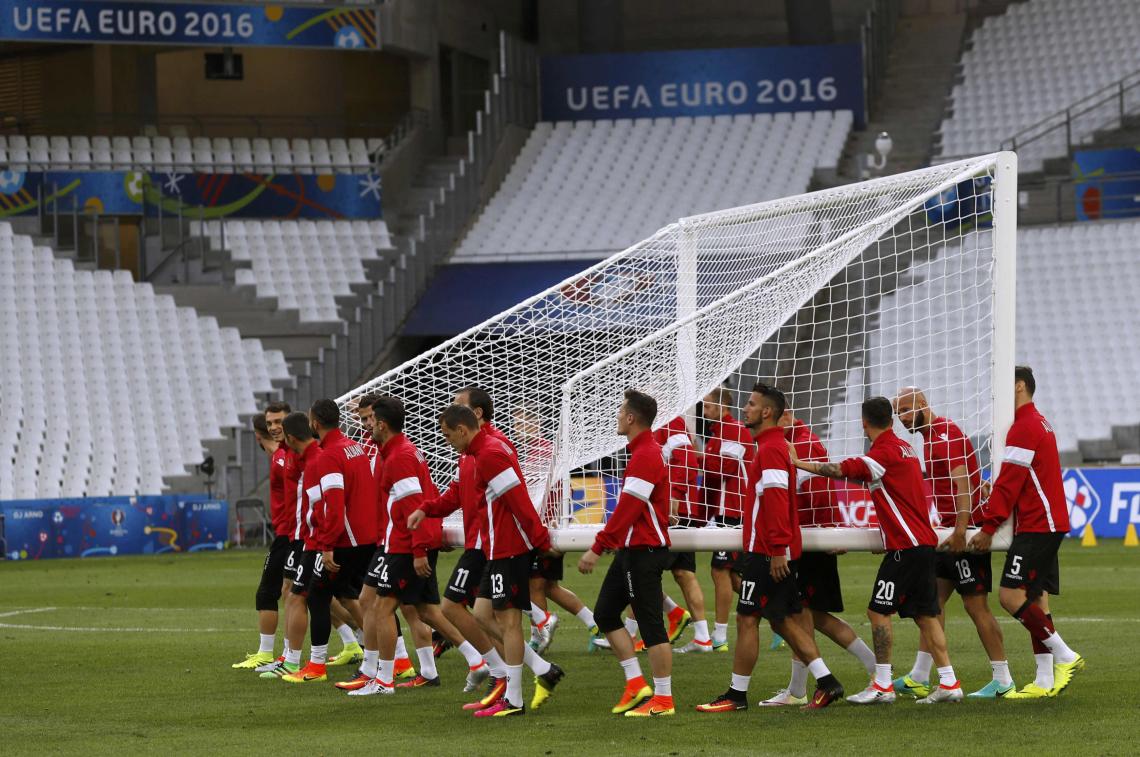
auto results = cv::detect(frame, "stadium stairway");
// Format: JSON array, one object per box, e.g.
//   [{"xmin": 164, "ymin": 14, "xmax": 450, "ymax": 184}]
[{"xmin": 836, "ymin": 11, "xmax": 970, "ymax": 180}]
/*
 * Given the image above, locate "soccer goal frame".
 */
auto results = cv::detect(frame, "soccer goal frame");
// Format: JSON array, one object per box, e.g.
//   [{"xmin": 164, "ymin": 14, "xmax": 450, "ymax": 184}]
[{"xmin": 338, "ymin": 152, "xmax": 1019, "ymax": 553}]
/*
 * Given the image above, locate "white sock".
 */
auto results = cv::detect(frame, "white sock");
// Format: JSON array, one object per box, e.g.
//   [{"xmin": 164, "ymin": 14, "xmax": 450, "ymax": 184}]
[
  {"xmin": 530, "ymin": 603, "xmax": 548, "ymax": 626},
  {"xmin": 336, "ymin": 624, "xmax": 356, "ymax": 645},
  {"xmin": 310, "ymin": 644, "xmax": 328, "ymax": 665},
  {"xmin": 285, "ymin": 647, "xmax": 302, "ymax": 666},
  {"xmin": 377, "ymin": 658, "xmax": 394, "ymax": 685},
  {"xmin": 1043, "ymin": 631, "xmax": 1077, "ymax": 664},
  {"xmin": 663, "ymin": 595, "xmax": 679, "ymax": 613},
  {"xmin": 354, "ymin": 627, "xmax": 364, "ymax": 645},
  {"xmin": 624, "ymin": 617, "xmax": 639, "ymax": 636},
  {"xmin": 991, "ymin": 660, "xmax": 1013, "ymax": 686},
  {"xmin": 259, "ymin": 633, "xmax": 275, "ymax": 654},
  {"xmin": 713, "ymin": 622, "xmax": 728, "ymax": 645},
  {"xmin": 620, "ymin": 656, "xmax": 643, "ymax": 682},
  {"xmin": 577, "ymin": 607, "xmax": 596, "ymax": 628},
  {"xmin": 283, "ymin": 639, "xmax": 291, "ymax": 656},
  {"xmin": 937, "ymin": 665, "xmax": 957, "ymax": 687},
  {"xmin": 846, "ymin": 638, "xmax": 876, "ymax": 675},
  {"xmin": 788, "ymin": 659, "xmax": 809, "ymax": 698},
  {"xmin": 730, "ymin": 672, "xmax": 750, "ymax": 693},
  {"xmin": 524, "ymin": 644, "xmax": 552, "ymax": 676},
  {"xmin": 908, "ymin": 650, "xmax": 934, "ymax": 683},
  {"xmin": 395, "ymin": 635, "xmax": 408, "ymax": 659},
  {"xmin": 458, "ymin": 641, "xmax": 484, "ymax": 668},
  {"xmin": 1034, "ymin": 653, "xmax": 1055, "ymax": 689},
  {"xmin": 807, "ymin": 657, "xmax": 831, "ymax": 682},
  {"xmin": 485, "ymin": 648, "xmax": 508, "ymax": 678},
  {"xmin": 505, "ymin": 664, "xmax": 524, "ymax": 707},
  {"xmin": 415, "ymin": 646, "xmax": 438, "ymax": 680},
  {"xmin": 362, "ymin": 649, "xmax": 379, "ymax": 678},
  {"xmin": 653, "ymin": 676, "xmax": 672, "ymax": 697},
  {"xmin": 693, "ymin": 619, "xmax": 711, "ymax": 643},
  {"xmin": 874, "ymin": 663, "xmax": 892, "ymax": 689}
]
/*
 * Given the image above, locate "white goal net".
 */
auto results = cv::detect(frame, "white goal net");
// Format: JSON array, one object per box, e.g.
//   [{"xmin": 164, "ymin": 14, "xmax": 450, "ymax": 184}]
[{"xmin": 338, "ymin": 153, "xmax": 1017, "ymax": 551}]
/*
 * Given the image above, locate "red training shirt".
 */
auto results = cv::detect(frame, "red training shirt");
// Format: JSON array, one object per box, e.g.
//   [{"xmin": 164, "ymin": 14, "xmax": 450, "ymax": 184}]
[
  {"xmin": 745, "ymin": 425, "xmax": 801, "ymax": 559},
  {"xmin": 920, "ymin": 416, "xmax": 982, "ymax": 527},
  {"xmin": 784, "ymin": 419, "xmax": 840, "ymax": 527},
  {"xmin": 293, "ymin": 441, "xmax": 324, "ymax": 544},
  {"xmin": 838, "ymin": 429, "xmax": 936, "ymax": 551},
  {"xmin": 654, "ymin": 417, "xmax": 699, "ymax": 521},
  {"xmin": 307, "ymin": 429, "xmax": 379, "ymax": 552},
  {"xmin": 590, "ymin": 429, "xmax": 670, "ymax": 555},
  {"xmin": 702, "ymin": 413, "xmax": 756, "ymax": 520},
  {"xmin": 980, "ymin": 402, "xmax": 1069, "ymax": 535},
  {"xmin": 467, "ymin": 427, "xmax": 551, "ymax": 559},
  {"xmin": 270, "ymin": 443, "xmax": 300, "ymax": 538}
]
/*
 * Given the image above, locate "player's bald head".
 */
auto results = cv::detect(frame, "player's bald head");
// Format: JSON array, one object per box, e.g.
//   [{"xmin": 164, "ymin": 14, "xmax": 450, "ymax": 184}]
[{"xmin": 893, "ymin": 386, "xmax": 928, "ymax": 411}]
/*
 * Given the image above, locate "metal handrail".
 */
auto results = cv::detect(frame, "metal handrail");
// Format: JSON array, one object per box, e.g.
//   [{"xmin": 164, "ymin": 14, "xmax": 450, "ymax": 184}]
[{"xmin": 0, "ymin": 111, "xmax": 402, "ymax": 139}]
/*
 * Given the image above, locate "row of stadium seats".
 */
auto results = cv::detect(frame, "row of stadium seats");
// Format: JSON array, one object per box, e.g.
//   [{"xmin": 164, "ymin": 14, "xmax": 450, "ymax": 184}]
[
  {"xmin": 828, "ymin": 218, "xmax": 1140, "ymax": 459},
  {"xmin": 0, "ymin": 135, "xmax": 384, "ymax": 174},
  {"xmin": 192, "ymin": 219, "xmax": 396, "ymax": 323},
  {"xmin": 453, "ymin": 110, "xmax": 852, "ymax": 262},
  {"xmin": 0, "ymin": 226, "xmax": 292, "ymax": 499},
  {"xmin": 937, "ymin": 0, "xmax": 1140, "ymax": 171}
]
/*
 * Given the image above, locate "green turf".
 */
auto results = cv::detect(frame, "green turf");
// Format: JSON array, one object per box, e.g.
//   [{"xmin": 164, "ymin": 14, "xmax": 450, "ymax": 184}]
[{"xmin": 1, "ymin": 542, "xmax": 1137, "ymax": 755}]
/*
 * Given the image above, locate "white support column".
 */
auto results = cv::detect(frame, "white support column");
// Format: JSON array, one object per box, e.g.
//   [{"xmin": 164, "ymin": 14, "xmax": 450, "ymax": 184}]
[{"xmin": 990, "ymin": 151, "xmax": 1019, "ymax": 550}]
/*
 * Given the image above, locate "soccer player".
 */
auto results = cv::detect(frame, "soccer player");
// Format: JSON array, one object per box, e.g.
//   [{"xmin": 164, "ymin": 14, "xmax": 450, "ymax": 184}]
[
  {"xmin": 791, "ymin": 396, "xmax": 963, "ymax": 704},
  {"xmin": 260, "ymin": 411, "xmax": 324, "ymax": 680},
  {"xmin": 655, "ymin": 415, "xmax": 712, "ymax": 653},
  {"xmin": 968, "ymin": 366, "xmax": 1084, "ymax": 698},
  {"xmin": 755, "ymin": 407, "xmax": 876, "ymax": 705},
  {"xmin": 349, "ymin": 396, "xmax": 459, "ymax": 695},
  {"xmin": 577, "ymin": 389, "xmax": 676, "ymax": 717},
  {"xmin": 510, "ymin": 402, "xmax": 599, "ymax": 653},
  {"xmin": 697, "ymin": 385, "xmax": 844, "ymax": 712},
  {"xmin": 893, "ymin": 387, "xmax": 1013, "ymax": 699},
  {"xmin": 434, "ymin": 403, "xmax": 556, "ymax": 717},
  {"xmin": 233, "ymin": 404, "xmax": 296, "ymax": 669},
  {"xmin": 281, "ymin": 400, "xmax": 377, "ymax": 684},
  {"xmin": 700, "ymin": 386, "xmax": 755, "ymax": 652}
]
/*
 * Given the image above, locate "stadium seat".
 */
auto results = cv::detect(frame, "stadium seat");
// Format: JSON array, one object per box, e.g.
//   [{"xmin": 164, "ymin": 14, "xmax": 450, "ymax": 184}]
[
  {"xmin": 0, "ymin": 225, "xmax": 290, "ymax": 498},
  {"xmin": 200, "ymin": 219, "xmax": 393, "ymax": 323},
  {"xmin": 453, "ymin": 111, "xmax": 853, "ymax": 262},
  {"xmin": 936, "ymin": 0, "xmax": 1140, "ymax": 170}
]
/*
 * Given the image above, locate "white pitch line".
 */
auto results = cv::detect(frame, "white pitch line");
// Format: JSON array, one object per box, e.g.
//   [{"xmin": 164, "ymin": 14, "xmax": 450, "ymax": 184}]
[
  {"xmin": 0, "ymin": 607, "xmax": 57, "ymax": 618},
  {"xmin": 0, "ymin": 623, "xmax": 241, "ymax": 633}
]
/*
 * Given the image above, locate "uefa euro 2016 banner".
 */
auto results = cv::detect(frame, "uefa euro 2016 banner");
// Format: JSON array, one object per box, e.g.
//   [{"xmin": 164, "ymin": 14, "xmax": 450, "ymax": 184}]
[
  {"xmin": 0, "ymin": 0, "xmax": 378, "ymax": 49},
  {"xmin": 539, "ymin": 45, "xmax": 865, "ymax": 126},
  {"xmin": 0, "ymin": 169, "xmax": 382, "ymax": 219},
  {"xmin": 1072, "ymin": 147, "xmax": 1140, "ymax": 221},
  {"xmin": 2, "ymin": 495, "xmax": 228, "ymax": 560},
  {"xmin": 569, "ymin": 466, "xmax": 1140, "ymax": 539}
]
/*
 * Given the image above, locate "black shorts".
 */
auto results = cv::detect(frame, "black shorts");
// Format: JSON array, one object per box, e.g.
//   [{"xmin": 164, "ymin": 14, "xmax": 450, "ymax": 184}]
[
  {"xmin": 711, "ymin": 516, "xmax": 741, "ymax": 569},
  {"xmin": 1000, "ymin": 532, "xmax": 1064, "ymax": 599},
  {"xmin": 530, "ymin": 551, "xmax": 565, "ymax": 582},
  {"xmin": 796, "ymin": 550, "xmax": 844, "ymax": 613},
  {"xmin": 282, "ymin": 539, "xmax": 305, "ymax": 581},
  {"xmin": 480, "ymin": 553, "xmax": 533, "ymax": 611},
  {"xmin": 289, "ymin": 545, "xmax": 371, "ymax": 599},
  {"xmin": 444, "ymin": 548, "xmax": 487, "ymax": 606},
  {"xmin": 256, "ymin": 535, "xmax": 292, "ymax": 609},
  {"xmin": 594, "ymin": 547, "xmax": 671, "ymax": 647},
  {"xmin": 666, "ymin": 550, "xmax": 697, "ymax": 573},
  {"xmin": 868, "ymin": 546, "xmax": 940, "ymax": 619},
  {"xmin": 374, "ymin": 551, "xmax": 441, "ymax": 606},
  {"xmin": 936, "ymin": 550, "xmax": 993, "ymax": 595},
  {"xmin": 736, "ymin": 553, "xmax": 803, "ymax": 621}
]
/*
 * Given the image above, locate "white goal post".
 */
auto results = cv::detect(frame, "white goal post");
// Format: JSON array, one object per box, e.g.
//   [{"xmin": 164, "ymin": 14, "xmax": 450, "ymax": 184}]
[{"xmin": 338, "ymin": 152, "xmax": 1018, "ymax": 553}]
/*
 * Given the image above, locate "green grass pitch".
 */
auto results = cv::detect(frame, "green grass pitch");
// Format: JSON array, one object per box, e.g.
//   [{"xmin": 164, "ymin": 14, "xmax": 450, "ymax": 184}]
[{"xmin": 1, "ymin": 542, "xmax": 1137, "ymax": 755}]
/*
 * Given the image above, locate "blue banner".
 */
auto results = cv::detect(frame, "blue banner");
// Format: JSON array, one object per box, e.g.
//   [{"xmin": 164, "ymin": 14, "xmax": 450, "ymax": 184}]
[
  {"xmin": 0, "ymin": 0, "xmax": 377, "ymax": 49},
  {"xmin": 0, "ymin": 169, "xmax": 381, "ymax": 219},
  {"xmin": 924, "ymin": 176, "xmax": 993, "ymax": 230},
  {"xmin": 1062, "ymin": 467, "xmax": 1140, "ymax": 539},
  {"xmin": 2, "ymin": 494, "xmax": 228, "ymax": 560},
  {"xmin": 1072, "ymin": 147, "xmax": 1140, "ymax": 221},
  {"xmin": 540, "ymin": 45, "xmax": 864, "ymax": 126}
]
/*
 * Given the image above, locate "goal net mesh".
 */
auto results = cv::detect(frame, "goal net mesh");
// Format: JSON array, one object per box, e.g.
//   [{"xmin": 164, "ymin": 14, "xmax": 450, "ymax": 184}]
[{"xmin": 338, "ymin": 154, "xmax": 1007, "ymax": 550}]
